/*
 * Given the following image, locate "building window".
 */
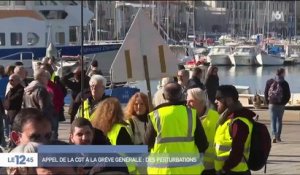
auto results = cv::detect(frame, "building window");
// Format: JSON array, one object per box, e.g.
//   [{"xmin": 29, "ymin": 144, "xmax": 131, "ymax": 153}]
[
  {"xmin": 55, "ymin": 32, "xmax": 65, "ymax": 45},
  {"xmin": 0, "ymin": 33, "xmax": 5, "ymax": 46},
  {"xmin": 27, "ymin": 32, "xmax": 39, "ymax": 46},
  {"xmin": 11, "ymin": 33, "xmax": 22, "ymax": 46},
  {"xmin": 40, "ymin": 10, "xmax": 68, "ymax": 19},
  {"xmin": 69, "ymin": 26, "xmax": 78, "ymax": 43}
]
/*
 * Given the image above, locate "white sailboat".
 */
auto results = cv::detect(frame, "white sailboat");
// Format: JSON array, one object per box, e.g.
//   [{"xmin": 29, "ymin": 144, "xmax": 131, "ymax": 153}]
[{"xmin": 110, "ymin": 9, "xmax": 178, "ymax": 100}]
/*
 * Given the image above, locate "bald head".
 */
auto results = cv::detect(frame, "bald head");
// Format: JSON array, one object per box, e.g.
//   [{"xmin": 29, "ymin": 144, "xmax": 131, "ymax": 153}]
[
  {"xmin": 8, "ymin": 74, "xmax": 21, "ymax": 88},
  {"xmin": 163, "ymin": 82, "xmax": 183, "ymax": 102},
  {"xmin": 14, "ymin": 66, "xmax": 27, "ymax": 80}
]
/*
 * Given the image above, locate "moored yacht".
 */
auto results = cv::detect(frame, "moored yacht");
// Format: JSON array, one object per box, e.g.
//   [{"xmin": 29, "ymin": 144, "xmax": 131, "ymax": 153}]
[
  {"xmin": 0, "ymin": 1, "xmax": 121, "ymax": 75},
  {"xmin": 230, "ymin": 45, "xmax": 258, "ymax": 66},
  {"xmin": 256, "ymin": 50, "xmax": 284, "ymax": 66},
  {"xmin": 206, "ymin": 45, "xmax": 233, "ymax": 66}
]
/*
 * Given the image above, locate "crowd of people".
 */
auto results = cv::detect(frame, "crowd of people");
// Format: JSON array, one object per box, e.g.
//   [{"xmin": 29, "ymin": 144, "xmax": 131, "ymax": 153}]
[{"xmin": 0, "ymin": 57, "xmax": 291, "ymax": 175}]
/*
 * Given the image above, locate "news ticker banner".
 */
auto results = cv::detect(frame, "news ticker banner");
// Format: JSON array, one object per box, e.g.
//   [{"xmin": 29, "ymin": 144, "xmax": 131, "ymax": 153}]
[{"xmin": 0, "ymin": 145, "xmax": 203, "ymax": 167}]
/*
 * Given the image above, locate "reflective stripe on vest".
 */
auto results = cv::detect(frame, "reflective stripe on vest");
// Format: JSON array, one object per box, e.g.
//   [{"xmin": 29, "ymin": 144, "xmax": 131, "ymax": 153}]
[
  {"xmin": 79, "ymin": 99, "xmax": 91, "ymax": 121},
  {"xmin": 148, "ymin": 106, "xmax": 204, "ymax": 175},
  {"xmin": 50, "ymin": 72, "xmax": 56, "ymax": 82},
  {"xmin": 214, "ymin": 117, "xmax": 253, "ymax": 172},
  {"xmin": 201, "ymin": 109, "xmax": 219, "ymax": 170},
  {"xmin": 153, "ymin": 107, "xmax": 194, "ymax": 144},
  {"xmin": 215, "ymin": 156, "xmax": 246, "ymax": 162},
  {"xmin": 78, "ymin": 99, "xmax": 96, "ymax": 121},
  {"xmin": 215, "ymin": 144, "xmax": 250, "ymax": 153},
  {"xmin": 107, "ymin": 123, "xmax": 137, "ymax": 174}
]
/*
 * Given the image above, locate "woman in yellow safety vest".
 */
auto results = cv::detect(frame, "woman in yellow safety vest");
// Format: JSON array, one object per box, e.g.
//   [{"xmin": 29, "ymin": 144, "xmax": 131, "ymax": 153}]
[
  {"xmin": 125, "ymin": 92, "xmax": 149, "ymax": 145},
  {"xmin": 187, "ymin": 88, "xmax": 219, "ymax": 175},
  {"xmin": 125, "ymin": 92, "xmax": 149, "ymax": 175},
  {"xmin": 91, "ymin": 97, "xmax": 138, "ymax": 175}
]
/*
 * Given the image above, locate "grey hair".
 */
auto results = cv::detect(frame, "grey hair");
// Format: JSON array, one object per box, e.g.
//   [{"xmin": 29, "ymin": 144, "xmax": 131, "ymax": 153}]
[
  {"xmin": 187, "ymin": 88, "xmax": 210, "ymax": 107},
  {"xmin": 89, "ymin": 74, "xmax": 107, "ymax": 87},
  {"xmin": 10, "ymin": 142, "xmax": 40, "ymax": 153},
  {"xmin": 33, "ymin": 68, "xmax": 49, "ymax": 80}
]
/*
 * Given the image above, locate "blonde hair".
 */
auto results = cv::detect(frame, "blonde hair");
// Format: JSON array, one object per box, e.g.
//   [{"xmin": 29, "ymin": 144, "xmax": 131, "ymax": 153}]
[
  {"xmin": 91, "ymin": 97, "xmax": 126, "ymax": 134},
  {"xmin": 187, "ymin": 88, "xmax": 209, "ymax": 106}
]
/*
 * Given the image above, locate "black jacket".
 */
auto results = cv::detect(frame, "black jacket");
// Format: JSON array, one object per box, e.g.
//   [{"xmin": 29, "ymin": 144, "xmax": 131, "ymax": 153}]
[
  {"xmin": 187, "ymin": 76, "xmax": 205, "ymax": 90},
  {"xmin": 264, "ymin": 78, "xmax": 290, "ymax": 105},
  {"xmin": 4, "ymin": 84, "xmax": 24, "ymax": 123},
  {"xmin": 205, "ymin": 75, "xmax": 219, "ymax": 104}
]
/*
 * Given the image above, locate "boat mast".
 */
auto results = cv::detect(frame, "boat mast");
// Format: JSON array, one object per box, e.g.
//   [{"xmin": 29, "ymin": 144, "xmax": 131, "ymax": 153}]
[
  {"xmin": 232, "ymin": 1, "xmax": 235, "ymax": 36},
  {"xmin": 249, "ymin": 1, "xmax": 253, "ymax": 39},
  {"xmin": 267, "ymin": 0, "xmax": 270, "ymax": 39},
  {"xmin": 95, "ymin": 1, "xmax": 98, "ymax": 42},
  {"xmin": 151, "ymin": 0, "xmax": 155, "ymax": 23},
  {"xmin": 80, "ymin": 0, "xmax": 85, "ymax": 118},
  {"xmin": 295, "ymin": 0, "xmax": 297, "ymax": 37},
  {"xmin": 166, "ymin": 1, "xmax": 169, "ymax": 42},
  {"xmin": 192, "ymin": 1, "xmax": 196, "ymax": 41},
  {"xmin": 262, "ymin": 1, "xmax": 267, "ymax": 37}
]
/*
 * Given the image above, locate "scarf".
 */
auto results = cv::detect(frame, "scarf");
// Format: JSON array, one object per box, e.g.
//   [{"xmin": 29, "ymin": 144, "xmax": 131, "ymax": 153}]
[{"xmin": 217, "ymin": 101, "xmax": 243, "ymax": 126}]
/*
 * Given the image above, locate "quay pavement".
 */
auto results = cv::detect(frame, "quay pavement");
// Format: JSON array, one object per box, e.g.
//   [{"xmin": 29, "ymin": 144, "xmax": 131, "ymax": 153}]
[{"xmin": 57, "ymin": 108, "xmax": 300, "ymax": 174}]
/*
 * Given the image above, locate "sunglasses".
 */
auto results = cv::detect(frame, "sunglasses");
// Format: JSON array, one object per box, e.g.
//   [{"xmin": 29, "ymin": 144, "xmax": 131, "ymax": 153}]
[
  {"xmin": 215, "ymin": 96, "xmax": 225, "ymax": 101},
  {"xmin": 9, "ymin": 79, "xmax": 14, "ymax": 82}
]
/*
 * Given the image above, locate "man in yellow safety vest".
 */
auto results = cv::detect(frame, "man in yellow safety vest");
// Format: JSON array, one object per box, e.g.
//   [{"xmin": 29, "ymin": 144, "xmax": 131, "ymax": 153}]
[
  {"xmin": 76, "ymin": 74, "xmax": 108, "ymax": 121},
  {"xmin": 186, "ymin": 87, "xmax": 219, "ymax": 175},
  {"xmin": 145, "ymin": 82, "xmax": 208, "ymax": 175},
  {"xmin": 214, "ymin": 85, "xmax": 257, "ymax": 175}
]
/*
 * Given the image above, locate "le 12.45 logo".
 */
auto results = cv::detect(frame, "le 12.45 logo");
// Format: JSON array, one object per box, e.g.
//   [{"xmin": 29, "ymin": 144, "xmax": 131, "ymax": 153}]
[
  {"xmin": 0, "ymin": 153, "xmax": 38, "ymax": 167},
  {"xmin": 8, "ymin": 155, "xmax": 34, "ymax": 165}
]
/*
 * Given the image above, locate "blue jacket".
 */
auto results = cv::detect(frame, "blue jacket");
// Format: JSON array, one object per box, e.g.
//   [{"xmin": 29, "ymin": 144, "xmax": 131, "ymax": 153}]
[{"xmin": 0, "ymin": 76, "xmax": 9, "ymax": 101}]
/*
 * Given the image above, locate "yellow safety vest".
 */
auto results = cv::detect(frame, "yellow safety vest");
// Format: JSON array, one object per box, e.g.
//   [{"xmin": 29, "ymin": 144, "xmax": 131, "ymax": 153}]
[
  {"xmin": 147, "ymin": 105, "xmax": 205, "ymax": 175},
  {"xmin": 50, "ymin": 72, "xmax": 56, "ymax": 82},
  {"xmin": 201, "ymin": 109, "xmax": 219, "ymax": 170},
  {"xmin": 214, "ymin": 117, "xmax": 253, "ymax": 172},
  {"xmin": 107, "ymin": 123, "xmax": 138, "ymax": 175},
  {"xmin": 78, "ymin": 99, "xmax": 95, "ymax": 121}
]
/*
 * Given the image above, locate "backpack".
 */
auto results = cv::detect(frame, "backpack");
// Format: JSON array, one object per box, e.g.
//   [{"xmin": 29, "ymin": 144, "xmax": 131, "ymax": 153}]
[
  {"xmin": 268, "ymin": 79, "xmax": 283, "ymax": 103},
  {"xmin": 230, "ymin": 115, "xmax": 271, "ymax": 172},
  {"xmin": 247, "ymin": 119, "xmax": 271, "ymax": 171}
]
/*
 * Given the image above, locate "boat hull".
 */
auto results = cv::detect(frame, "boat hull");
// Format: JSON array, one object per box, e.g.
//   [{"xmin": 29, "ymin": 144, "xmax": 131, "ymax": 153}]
[
  {"xmin": 230, "ymin": 55, "xmax": 256, "ymax": 66},
  {"xmin": 207, "ymin": 54, "xmax": 232, "ymax": 66},
  {"xmin": 256, "ymin": 53, "xmax": 284, "ymax": 66},
  {"xmin": 0, "ymin": 43, "xmax": 121, "ymax": 76}
]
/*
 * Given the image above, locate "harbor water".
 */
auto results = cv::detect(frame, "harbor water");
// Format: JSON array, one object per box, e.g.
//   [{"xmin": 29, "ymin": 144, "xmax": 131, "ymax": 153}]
[
  {"xmin": 135, "ymin": 65, "xmax": 300, "ymax": 96},
  {"xmin": 64, "ymin": 65, "xmax": 300, "ymax": 105}
]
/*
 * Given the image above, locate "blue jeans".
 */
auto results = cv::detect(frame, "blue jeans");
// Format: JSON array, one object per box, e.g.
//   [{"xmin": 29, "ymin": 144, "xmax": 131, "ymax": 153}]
[{"xmin": 269, "ymin": 104, "xmax": 285, "ymax": 138}]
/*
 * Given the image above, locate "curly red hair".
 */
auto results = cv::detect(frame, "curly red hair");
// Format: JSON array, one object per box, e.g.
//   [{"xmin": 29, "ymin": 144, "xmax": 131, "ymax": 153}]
[{"xmin": 124, "ymin": 92, "xmax": 149, "ymax": 119}]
